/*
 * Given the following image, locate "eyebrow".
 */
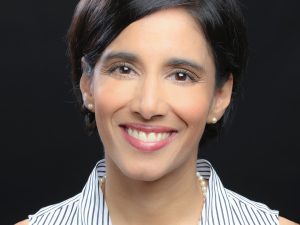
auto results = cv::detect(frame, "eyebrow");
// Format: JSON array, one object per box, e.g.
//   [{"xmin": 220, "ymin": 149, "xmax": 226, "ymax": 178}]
[
  {"xmin": 100, "ymin": 51, "xmax": 205, "ymax": 73},
  {"xmin": 100, "ymin": 51, "xmax": 138, "ymax": 64},
  {"xmin": 166, "ymin": 58, "xmax": 205, "ymax": 73}
]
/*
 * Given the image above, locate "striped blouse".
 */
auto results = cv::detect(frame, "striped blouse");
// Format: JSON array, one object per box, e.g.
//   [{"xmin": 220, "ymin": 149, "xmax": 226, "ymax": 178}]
[{"xmin": 28, "ymin": 159, "xmax": 279, "ymax": 224}]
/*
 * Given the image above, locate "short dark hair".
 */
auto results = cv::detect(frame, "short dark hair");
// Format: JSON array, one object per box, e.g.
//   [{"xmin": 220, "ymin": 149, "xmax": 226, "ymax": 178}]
[{"xmin": 67, "ymin": 0, "xmax": 248, "ymax": 145}]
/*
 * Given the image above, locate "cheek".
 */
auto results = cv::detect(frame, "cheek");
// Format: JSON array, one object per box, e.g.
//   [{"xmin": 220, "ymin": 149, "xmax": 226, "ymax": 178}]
[
  {"xmin": 92, "ymin": 78, "xmax": 133, "ymax": 124},
  {"xmin": 94, "ymin": 82, "xmax": 121, "ymax": 111},
  {"xmin": 168, "ymin": 87, "xmax": 212, "ymax": 126},
  {"xmin": 172, "ymin": 93, "xmax": 211, "ymax": 150}
]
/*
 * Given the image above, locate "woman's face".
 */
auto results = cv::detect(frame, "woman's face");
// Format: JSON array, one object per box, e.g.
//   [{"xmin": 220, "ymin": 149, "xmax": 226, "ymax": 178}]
[{"xmin": 81, "ymin": 8, "xmax": 232, "ymax": 181}]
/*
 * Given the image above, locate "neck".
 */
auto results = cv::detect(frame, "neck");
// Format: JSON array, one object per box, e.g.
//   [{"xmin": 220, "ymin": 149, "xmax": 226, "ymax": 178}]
[{"xmin": 104, "ymin": 158, "xmax": 205, "ymax": 225}]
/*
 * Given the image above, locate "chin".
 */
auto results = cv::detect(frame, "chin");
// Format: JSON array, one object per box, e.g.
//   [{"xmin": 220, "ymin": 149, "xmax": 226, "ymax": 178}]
[{"xmin": 117, "ymin": 158, "xmax": 170, "ymax": 182}]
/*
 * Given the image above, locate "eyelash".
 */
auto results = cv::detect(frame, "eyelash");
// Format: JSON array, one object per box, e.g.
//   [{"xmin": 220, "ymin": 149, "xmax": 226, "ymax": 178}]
[
  {"xmin": 168, "ymin": 69, "xmax": 199, "ymax": 83},
  {"xmin": 104, "ymin": 62, "xmax": 200, "ymax": 84},
  {"xmin": 106, "ymin": 62, "xmax": 136, "ymax": 78}
]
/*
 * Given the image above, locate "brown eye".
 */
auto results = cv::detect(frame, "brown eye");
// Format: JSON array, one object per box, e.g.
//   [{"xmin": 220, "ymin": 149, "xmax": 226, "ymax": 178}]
[
  {"xmin": 106, "ymin": 63, "xmax": 138, "ymax": 79},
  {"xmin": 166, "ymin": 69, "xmax": 199, "ymax": 85},
  {"xmin": 117, "ymin": 66, "xmax": 131, "ymax": 74},
  {"xmin": 175, "ymin": 72, "xmax": 188, "ymax": 81}
]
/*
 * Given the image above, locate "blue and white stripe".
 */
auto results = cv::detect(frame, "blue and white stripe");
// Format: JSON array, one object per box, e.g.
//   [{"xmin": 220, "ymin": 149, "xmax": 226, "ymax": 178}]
[{"xmin": 28, "ymin": 159, "xmax": 279, "ymax": 225}]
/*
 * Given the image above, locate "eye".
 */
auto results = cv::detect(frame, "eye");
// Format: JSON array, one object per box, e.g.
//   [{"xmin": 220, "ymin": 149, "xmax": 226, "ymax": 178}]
[
  {"xmin": 167, "ymin": 69, "xmax": 198, "ymax": 83},
  {"xmin": 106, "ymin": 62, "xmax": 138, "ymax": 79},
  {"xmin": 174, "ymin": 71, "xmax": 190, "ymax": 81},
  {"xmin": 116, "ymin": 65, "xmax": 132, "ymax": 74}
]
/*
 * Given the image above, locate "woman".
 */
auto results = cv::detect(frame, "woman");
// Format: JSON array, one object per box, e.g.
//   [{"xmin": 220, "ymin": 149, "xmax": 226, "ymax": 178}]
[{"xmin": 17, "ymin": 0, "xmax": 298, "ymax": 224}]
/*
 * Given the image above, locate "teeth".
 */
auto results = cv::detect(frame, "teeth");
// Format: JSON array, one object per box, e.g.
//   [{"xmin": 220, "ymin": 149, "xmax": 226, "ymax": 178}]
[
  {"xmin": 162, "ymin": 133, "xmax": 168, "ymax": 139},
  {"xmin": 157, "ymin": 133, "xmax": 162, "ymax": 140},
  {"xmin": 139, "ymin": 131, "xmax": 147, "ymax": 141},
  {"xmin": 127, "ymin": 128, "xmax": 171, "ymax": 142},
  {"xmin": 148, "ymin": 133, "xmax": 156, "ymax": 142}
]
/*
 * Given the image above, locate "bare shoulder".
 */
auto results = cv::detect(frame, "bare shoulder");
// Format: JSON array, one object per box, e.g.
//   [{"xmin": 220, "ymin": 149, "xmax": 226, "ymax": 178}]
[
  {"xmin": 279, "ymin": 216, "xmax": 299, "ymax": 225},
  {"xmin": 15, "ymin": 219, "xmax": 29, "ymax": 225}
]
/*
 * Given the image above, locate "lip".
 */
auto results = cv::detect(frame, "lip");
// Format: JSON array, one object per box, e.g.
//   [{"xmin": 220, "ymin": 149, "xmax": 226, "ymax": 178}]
[
  {"xmin": 119, "ymin": 123, "xmax": 178, "ymax": 152},
  {"xmin": 120, "ymin": 123, "xmax": 177, "ymax": 133}
]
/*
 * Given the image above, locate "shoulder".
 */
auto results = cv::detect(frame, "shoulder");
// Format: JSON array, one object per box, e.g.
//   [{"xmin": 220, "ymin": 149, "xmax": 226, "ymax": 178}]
[
  {"xmin": 225, "ymin": 189, "xmax": 299, "ymax": 225},
  {"xmin": 224, "ymin": 188, "xmax": 279, "ymax": 223},
  {"xmin": 27, "ymin": 193, "xmax": 81, "ymax": 224},
  {"xmin": 225, "ymin": 188, "xmax": 279, "ymax": 214},
  {"xmin": 279, "ymin": 217, "xmax": 299, "ymax": 225},
  {"xmin": 15, "ymin": 220, "xmax": 29, "ymax": 225}
]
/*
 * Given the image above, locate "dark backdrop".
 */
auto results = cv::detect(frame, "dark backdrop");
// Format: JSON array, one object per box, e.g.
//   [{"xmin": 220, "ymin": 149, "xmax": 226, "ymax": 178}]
[{"xmin": 1, "ymin": 0, "xmax": 299, "ymax": 224}]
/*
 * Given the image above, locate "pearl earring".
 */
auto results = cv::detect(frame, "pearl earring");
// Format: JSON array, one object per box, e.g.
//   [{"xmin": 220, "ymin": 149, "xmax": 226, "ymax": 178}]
[
  {"xmin": 212, "ymin": 117, "xmax": 218, "ymax": 124},
  {"xmin": 87, "ymin": 103, "xmax": 94, "ymax": 111}
]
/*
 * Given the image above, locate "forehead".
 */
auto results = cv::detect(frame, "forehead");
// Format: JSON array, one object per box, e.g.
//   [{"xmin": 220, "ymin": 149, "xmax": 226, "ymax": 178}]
[{"xmin": 103, "ymin": 8, "xmax": 213, "ymax": 67}]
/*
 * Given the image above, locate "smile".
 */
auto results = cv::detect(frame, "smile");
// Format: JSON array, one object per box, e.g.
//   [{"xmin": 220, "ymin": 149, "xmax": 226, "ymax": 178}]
[
  {"xmin": 120, "ymin": 123, "xmax": 177, "ymax": 152},
  {"xmin": 127, "ymin": 128, "xmax": 171, "ymax": 142}
]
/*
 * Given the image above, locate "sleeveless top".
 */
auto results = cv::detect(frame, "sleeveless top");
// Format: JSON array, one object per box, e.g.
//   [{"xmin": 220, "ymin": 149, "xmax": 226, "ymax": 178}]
[{"xmin": 28, "ymin": 159, "xmax": 279, "ymax": 225}]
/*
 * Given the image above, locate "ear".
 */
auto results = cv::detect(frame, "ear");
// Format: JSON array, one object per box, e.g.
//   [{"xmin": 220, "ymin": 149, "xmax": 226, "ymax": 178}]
[
  {"xmin": 80, "ymin": 57, "xmax": 94, "ymax": 112},
  {"xmin": 207, "ymin": 75, "xmax": 233, "ymax": 123}
]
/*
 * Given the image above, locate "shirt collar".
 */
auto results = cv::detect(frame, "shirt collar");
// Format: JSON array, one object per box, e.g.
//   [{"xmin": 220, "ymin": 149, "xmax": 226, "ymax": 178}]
[
  {"xmin": 77, "ymin": 159, "xmax": 231, "ymax": 225},
  {"xmin": 197, "ymin": 159, "xmax": 233, "ymax": 225}
]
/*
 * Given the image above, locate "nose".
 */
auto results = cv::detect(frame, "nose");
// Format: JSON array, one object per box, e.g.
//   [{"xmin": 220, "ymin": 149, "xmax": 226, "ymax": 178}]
[{"xmin": 130, "ymin": 76, "xmax": 168, "ymax": 120}]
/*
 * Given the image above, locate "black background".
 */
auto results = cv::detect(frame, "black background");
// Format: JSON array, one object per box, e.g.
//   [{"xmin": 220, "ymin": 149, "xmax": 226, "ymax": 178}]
[{"xmin": 1, "ymin": 0, "xmax": 299, "ymax": 224}]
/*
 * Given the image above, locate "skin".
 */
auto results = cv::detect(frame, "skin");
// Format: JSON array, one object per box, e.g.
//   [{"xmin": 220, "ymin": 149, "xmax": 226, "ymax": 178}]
[
  {"xmin": 81, "ymin": 8, "xmax": 297, "ymax": 225},
  {"xmin": 82, "ymin": 8, "xmax": 230, "ymax": 225},
  {"xmin": 16, "ymin": 8, "xmax": 298, "ymax": 225}
]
